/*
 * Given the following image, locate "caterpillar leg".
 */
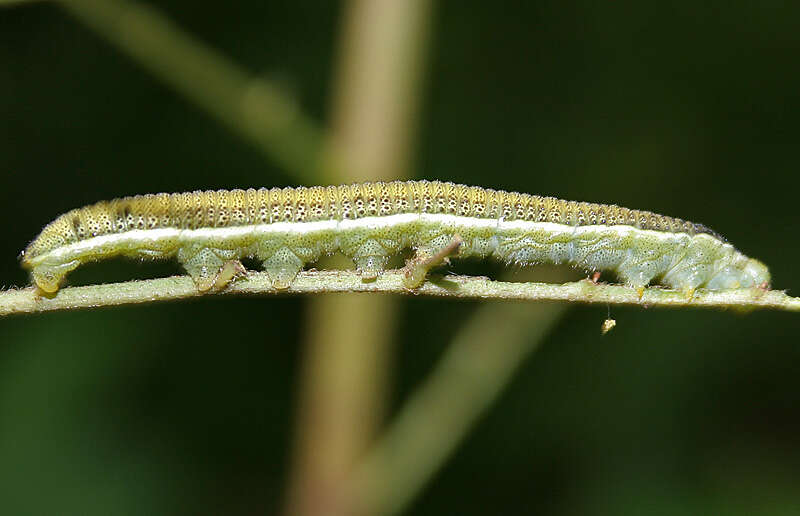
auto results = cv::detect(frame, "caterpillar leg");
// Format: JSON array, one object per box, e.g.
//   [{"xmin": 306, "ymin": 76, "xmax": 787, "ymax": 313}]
[
  {"xmin": 262, "ymin": 246, "xmax": 304, "ymax": 290},
  {"xmin": 214, "ymin": 260, "xmax": 247, "ymax": 290},
  {"xmin": 616, "ymin": 263, "xmax": 657, "ymax": 300},
  {"xmin": 179, "ymin": 247, "xmax": 243, "ymax": 292},
  {"xmin": 31, "ymin": 259, "xmax": 80, "ymax": 294},
  {"xmin": 352, "ymin": 239, "xmax": 391, "ymax": 280},
  {"xmin": 403, "ymin": 234, "xmax": 463, "ymax": 289},
  {"xmin": 662, "ymin": 263, "xmax": 712, "ymax": 300}
]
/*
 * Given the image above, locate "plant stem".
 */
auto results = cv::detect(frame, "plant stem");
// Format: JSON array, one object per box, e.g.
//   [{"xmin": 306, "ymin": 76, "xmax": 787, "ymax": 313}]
[
  {"xmin": 349, "ymin": 300, "xmax": 568, "ymax": 516},
  {"xmin": 284, "ymin": 1, "xmax": 434, "ymax": 515},
  {"xmin": 2, "ymin": 271, "xmax": 797, "ymax": 317}
]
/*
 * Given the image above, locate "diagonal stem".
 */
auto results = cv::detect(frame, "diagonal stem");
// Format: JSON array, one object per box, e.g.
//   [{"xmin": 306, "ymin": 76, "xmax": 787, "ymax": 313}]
[
  {"xmin": 348, "ymin": 300, "xmax": 568, "ymax": 516},
  {"xmin": 57, "ymin": 0, "xmax": 323, "ymax": 181}
]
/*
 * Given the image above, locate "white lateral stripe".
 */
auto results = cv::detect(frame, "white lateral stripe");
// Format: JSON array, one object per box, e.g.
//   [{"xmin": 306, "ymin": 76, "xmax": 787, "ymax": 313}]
[{"xmin": 33, "ymin": 212, "xmax": 727, "ymax": 265}]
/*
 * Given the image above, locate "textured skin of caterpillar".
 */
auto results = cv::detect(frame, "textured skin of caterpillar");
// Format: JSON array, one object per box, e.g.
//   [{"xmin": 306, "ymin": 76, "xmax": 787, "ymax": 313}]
[{"xmin": 20, "ymin": 180, "xmax": 771, "ymax": 295}]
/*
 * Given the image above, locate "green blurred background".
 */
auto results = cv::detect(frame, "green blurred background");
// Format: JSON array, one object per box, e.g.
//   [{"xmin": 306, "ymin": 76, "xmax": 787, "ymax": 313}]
[{"xmin": 2, "ymin": 1, "xmax": 800, "ymax": 515}]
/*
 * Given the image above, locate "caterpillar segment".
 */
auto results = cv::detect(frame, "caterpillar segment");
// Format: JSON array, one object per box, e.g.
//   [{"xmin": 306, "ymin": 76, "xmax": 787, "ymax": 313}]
[{"xmin": 21, "ymin": 181, "xmax": 771, "ymax": 296}]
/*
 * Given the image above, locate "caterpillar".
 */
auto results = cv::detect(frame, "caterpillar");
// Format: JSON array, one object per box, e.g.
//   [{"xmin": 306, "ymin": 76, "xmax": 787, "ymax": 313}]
[{"xmin": 20, "ymin": 180, "xmax": 771, "ymax": 296}]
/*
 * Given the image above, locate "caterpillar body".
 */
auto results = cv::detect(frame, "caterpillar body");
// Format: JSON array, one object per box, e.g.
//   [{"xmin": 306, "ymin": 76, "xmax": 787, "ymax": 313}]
[{"xmin": 21, "ymin": 180, "xmax": 771, "ymax": 295}]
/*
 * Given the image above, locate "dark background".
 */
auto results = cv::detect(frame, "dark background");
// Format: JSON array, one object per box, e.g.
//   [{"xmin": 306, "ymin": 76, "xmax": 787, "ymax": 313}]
[{"xmin": 2, "ymin": 1, "xmax": 800, "ymax": 514}]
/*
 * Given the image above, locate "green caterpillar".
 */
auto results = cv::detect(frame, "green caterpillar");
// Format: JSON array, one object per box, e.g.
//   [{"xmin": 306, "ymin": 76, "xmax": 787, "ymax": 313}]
[{"xmin": 21, "ymin": 180, "xmax": 771, "ymax": 296}]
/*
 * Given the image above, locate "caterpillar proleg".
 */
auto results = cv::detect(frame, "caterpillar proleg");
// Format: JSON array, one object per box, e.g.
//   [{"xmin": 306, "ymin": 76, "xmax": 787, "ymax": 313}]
[{"xmin": 21, "ymin": 180, "xmax": 771, "ymax": 296}]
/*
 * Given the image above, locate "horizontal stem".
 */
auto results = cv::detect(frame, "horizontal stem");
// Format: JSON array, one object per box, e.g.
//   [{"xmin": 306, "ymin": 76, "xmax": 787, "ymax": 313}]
[{"xmin": 2, "ymin": 270, "xmax": 798, "ymax": 316}]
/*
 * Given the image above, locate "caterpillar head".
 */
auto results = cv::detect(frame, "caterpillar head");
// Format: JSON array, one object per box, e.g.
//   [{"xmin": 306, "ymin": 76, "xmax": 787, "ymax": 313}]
[{"xmin": 29, "ymin": 260, "xmax": 81, "ymax": 294}]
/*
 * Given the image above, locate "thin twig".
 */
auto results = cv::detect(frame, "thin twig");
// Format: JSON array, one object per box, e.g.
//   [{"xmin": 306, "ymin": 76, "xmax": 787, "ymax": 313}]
[{"xmin": 1, "ymin": 271, "xmax": 797, "ymax": 316}]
